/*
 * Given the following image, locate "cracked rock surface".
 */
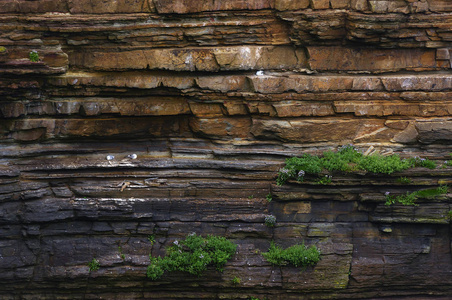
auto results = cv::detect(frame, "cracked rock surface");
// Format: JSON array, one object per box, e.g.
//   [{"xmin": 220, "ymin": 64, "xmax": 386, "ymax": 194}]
[{"xmin": 1, "ymin": 0, "xmax": 452, "ymax": 299}]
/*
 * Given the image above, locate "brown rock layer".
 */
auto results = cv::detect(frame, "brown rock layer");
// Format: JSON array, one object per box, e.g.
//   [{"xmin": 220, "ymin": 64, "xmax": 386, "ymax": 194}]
[{"xmin": 0, "ymin": 0, "xmax": 451, "ymax": 299}]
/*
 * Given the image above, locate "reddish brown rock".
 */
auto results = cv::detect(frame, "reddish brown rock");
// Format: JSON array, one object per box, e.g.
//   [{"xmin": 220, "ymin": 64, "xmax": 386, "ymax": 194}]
[
  {"xmin": 189, "ymin": 117, "xmax": 252, "ymax": 139},
  {"xmin": 308, "ymin": 47, "xmax": 439, "ymax": 72},
  {"xmin": 310, "ymin": 0, "xmax": 330, "ymax": 9},
  {"xmin": 330, "ymin": 0, "xmax": 349, "ymax": 8},
  {"xmin": 429, "ymin": 0, "xmax": 452, "ymax": 12},
  {"xmin": 153, "ymin": 0, "xmax": 273, "ymax": 14},
  {"xmin": 275, "ymin": 0, "xmax": 310, "ymax": 10},
  {"xmin": 70, "ymin": 46, "xmax": 306, "ymax": 72},
  {"xmin": 251, "ymin": 118, "xmax": 362, "ymax": 142}
]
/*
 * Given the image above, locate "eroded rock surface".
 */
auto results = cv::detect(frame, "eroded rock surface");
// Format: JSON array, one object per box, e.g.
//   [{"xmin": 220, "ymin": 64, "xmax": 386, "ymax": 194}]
[{"xmin": 1, "ymin": 0, "xmax": 451, "ymax": 299}]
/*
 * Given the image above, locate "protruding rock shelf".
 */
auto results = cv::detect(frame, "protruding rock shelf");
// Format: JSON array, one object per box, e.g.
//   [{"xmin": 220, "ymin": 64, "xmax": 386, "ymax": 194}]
[{"xmin": 0, "ymin": 0, "xmax": 451, "ymax": 299}]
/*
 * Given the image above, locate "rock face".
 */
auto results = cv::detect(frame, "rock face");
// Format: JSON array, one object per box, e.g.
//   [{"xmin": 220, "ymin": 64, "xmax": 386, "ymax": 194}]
[{"xmin": 0, "ymin": 0, "xmax": 451, "ymax": 299}]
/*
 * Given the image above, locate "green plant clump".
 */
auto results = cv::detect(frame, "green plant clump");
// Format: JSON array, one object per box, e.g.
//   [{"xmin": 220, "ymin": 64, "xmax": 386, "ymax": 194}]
[
  {"xmin": 384, "ymin": 191, "xmax": 418, "ymax": 206},
  {"xmin": 29, "ymin": 50, "xmax": 39, "ymax": 62},
  {"xmin": 385, "ymin": 185, "xmax": 449, "ymax": 206},
  {"xmin": 316, "ymin": 175, "xmax": 332, "ymax": 185},
  {"xmin": 264, "ymin": 215, "xmax": 276, "ymax": 227},
  {"xmin": 266, "ymin": 193, "xmax": 273, "ymax": 202},
  {"xmin": 118, "ymin": 246, "xmax": 125, "ymax": 260},
  {"xmin": 408, "ymin": 156, "xmax": 436, "ymax": 169},
  {"xmin": 277, "ymin": 145, "xmax": 438, "ymax": 186},
  {"xmin": 262, "ymin": 241, "xmax": 320, "ymax": 270},
  {"xmin": 232, "ymin": 276, "xmax": 241, "ymax": 285},
  {"xmin": 88, "ymin": 258, "xmax": 100, "ymax": 272},
  {"xmin": 147, "ymin": 233, "xmax": 237, "ymax": 280},
  {"xmin": 357, "ymin": 154, "xmax": 412, "ymax": 174},
  {"xmin": 397, "ymin": 177, "xmax": 413, "ymax": 184}
]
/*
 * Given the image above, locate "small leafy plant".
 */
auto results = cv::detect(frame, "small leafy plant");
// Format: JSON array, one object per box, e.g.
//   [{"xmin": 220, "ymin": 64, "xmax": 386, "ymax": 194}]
[
  {"xmin": 118, "ymin": 246, "xmax": 125, "ymax": 260},
  {"xmin": 29, "ymin": 50, "xmax": 39, "ymax": 62},
  {"xmin": 88, "ymin": 258, "xmax": 100, "ymax": 272},
  {"xmin": 147, "ymin": 233, "xmax": 237, "ymax": 280},
  {"xmin": 262, "ymin": 241, "xmax": 320, "ymax": 270},
  {"xmin": 316, "ymin": 175, "xmax": 332, "ymax": 185},
  {"xmin": 266, "ymin": 193, "xmax": 273, "ymax": 202},
  {"xmin": 264, "ymin": 215, "xmax": 276, "ymax": 227},
  {"xmin": 397, "ymin": 177, "xmax": 412, "ymax": 184},
  {"xmin": 444, "ymin": 155, "xmax": 452, "ymax": 167},
  {"xmin": 148, "ymin": 235, "xmax": 155, "ymax": 245},
  {"xmin": 232, "ymin": 276, "xmax": 241, "ymax": 285}
]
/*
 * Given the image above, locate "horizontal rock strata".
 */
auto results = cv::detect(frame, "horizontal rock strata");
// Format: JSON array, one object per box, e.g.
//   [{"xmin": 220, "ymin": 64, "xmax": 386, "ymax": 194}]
[{"xmin": 0, "ymin": 0, "xmax": 451, "ymax": 299}]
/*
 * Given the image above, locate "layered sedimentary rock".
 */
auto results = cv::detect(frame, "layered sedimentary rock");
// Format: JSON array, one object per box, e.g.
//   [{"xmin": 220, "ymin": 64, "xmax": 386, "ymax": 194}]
[{"xmin": 1, "ymin": 0, "xmax": 451, "ymax": 299}]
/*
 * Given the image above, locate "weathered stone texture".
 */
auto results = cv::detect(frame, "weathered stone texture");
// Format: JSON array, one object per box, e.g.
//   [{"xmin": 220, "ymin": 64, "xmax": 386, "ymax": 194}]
[{"xmin": 1, "ymin": 0, "xmax": 452, "ymax": 299}]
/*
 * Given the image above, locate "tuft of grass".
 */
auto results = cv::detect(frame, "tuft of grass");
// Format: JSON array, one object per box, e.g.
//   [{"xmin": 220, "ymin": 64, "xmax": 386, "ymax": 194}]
[
  {"xmin": 232, "ymin": 276, "xmax": 241, "ymax": 285},
  {"xmin": 385, "ymin": 185, "xmax": 449, "ymax": 206},
  {"xmin": 276, "ymin": 146, "xmax": 438, "ymax": 186},
  {"xmin": 397, "ymin": 177, "xmax": 413, "ymax": 184},
  {"xmin": 266, "ymin": 193, "xmax": 273, "ymax": 202},
  {"xmin": 264, "ymin": 215, "xmax": 276, "ymax": 227},
  {"xmin": 262, "ymin": 241, "xmax": 320, "ymax": 270},
  {"xmin": 316, "ymin": 175, "xmax": 332, "ymax": 185},
  {"xmin": 88, "ymin": 258, "xmax": 100, "ymax": 272},
  {"xmin": 147, "ymin": 234, "xmax": 236, "ymax": 280},
  {"xmin": 444, "ymin": 155, "xmax": 452, "ymax": 167},
  {"xmin": 118, "ymin": 246, "xmax": 125, "ymax": 260},
  {"xmin": 408, "ymin": 157, "xmax": 436, "ymax": 169},
  {"xmin": 385, "ymin": 191, "xmax": 418, "ymax": 206},
  {"xmin": 29, "ymin": 50, "xmax": 39, "ymax": 62}
]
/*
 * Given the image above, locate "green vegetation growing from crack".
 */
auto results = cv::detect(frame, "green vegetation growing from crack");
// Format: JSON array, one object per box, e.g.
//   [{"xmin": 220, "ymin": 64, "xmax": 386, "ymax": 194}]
[
  {"xmin": 231, "ymin": 276, "xmax": 241, "ymax": 285},
  {"xmin": 384, "ymin": 185, "xmax": 449, "ymax": 206},
  {"xmin": 444, "ymin": 154, "xmax": 452, "ymax": 167},
  {"xmin": 118, "ymin": 245, "xmax": 125, "ymax": 260},
  {"xmin": 264, "ymin": 215, "xmax": 276, "ymax": 227},
  {"xmin": 397, "ymin": 176, "xmax": 413, "ymax": 184},
  {"xmin": 266, "ymin": 193, "xmax": 272, "ymax": 202},
  {"xmin": 29, "ymin": 50, "xmax": 39, "ymax": 62},
  {"xmin": 262, "ymin": 241, "xmax": 320, "ymax": 270},
  {"xmin": 277, "ymin": 144, "xmax": 438, "ymax": 186},
  {"xmin": 147, "ymin": 233, "xmax": 237, "ymax": 280},
  {"xmin": 88, "ymin": 258, "xmax": 100, "ymax": 272}
]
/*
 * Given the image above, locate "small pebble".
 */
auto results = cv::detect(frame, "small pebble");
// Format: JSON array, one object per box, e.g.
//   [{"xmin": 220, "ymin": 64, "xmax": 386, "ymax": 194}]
[
  {"xmin": 106, "ymin": 155, "xmax": 114, "ymax": 161},
  {"xmin": 256, "ymin": 70, "xmax": 264, "ymax": 76},
  {"xmin": 127, "ymin": 154, "xmax": 137, "ymax": 159}
]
